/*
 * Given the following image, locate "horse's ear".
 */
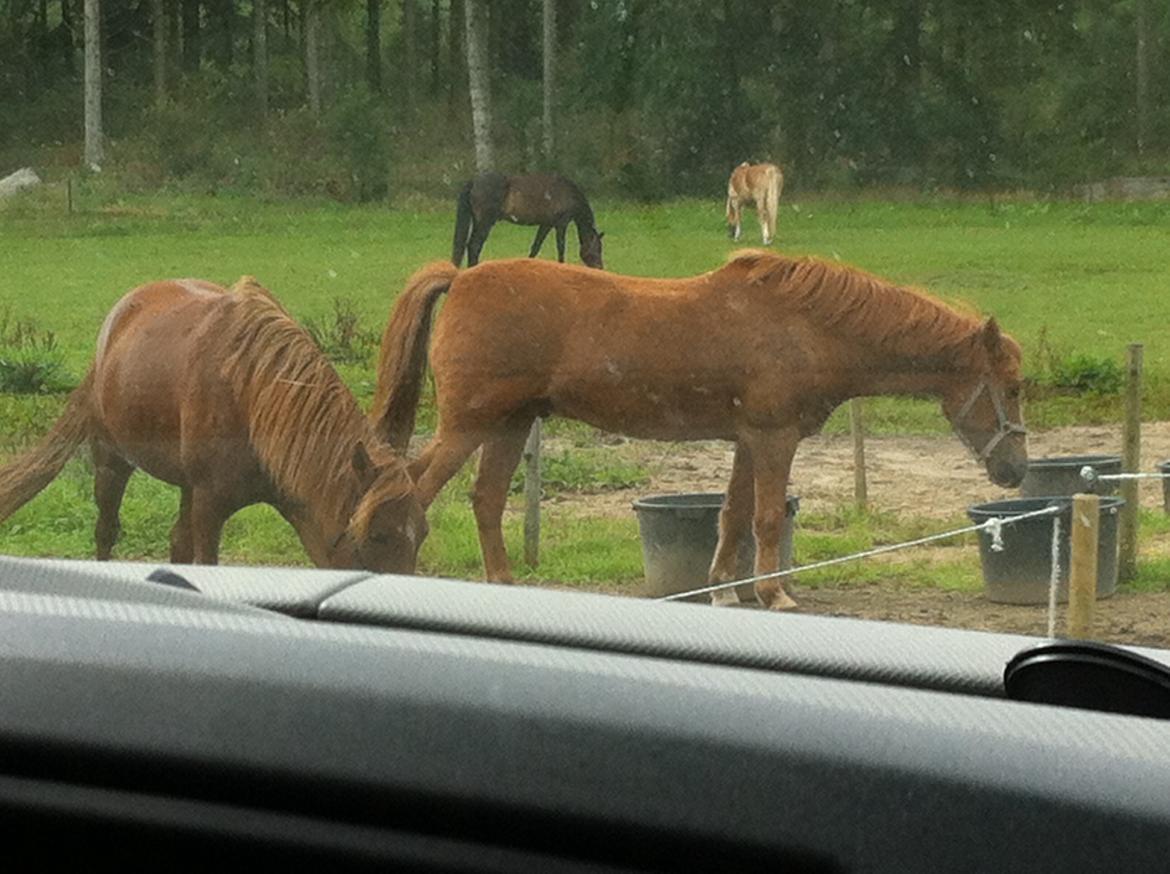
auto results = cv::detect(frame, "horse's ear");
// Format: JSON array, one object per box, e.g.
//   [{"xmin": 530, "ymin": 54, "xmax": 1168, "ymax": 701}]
[
  {"xmin": 981, "ymin": 317, "xmax": 1005, "ymax": 360},
  {"xmin": 352, "ymin": 441, "xmax": 376, "ymax": 487}
]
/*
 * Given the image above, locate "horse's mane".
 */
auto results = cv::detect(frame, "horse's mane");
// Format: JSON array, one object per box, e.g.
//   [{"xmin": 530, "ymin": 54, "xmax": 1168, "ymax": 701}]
[
  {"xmin": 724, "ymin": 250, "xmax": 987, "ymax": 367},
  {"xmin": 218, "ymin": 277, "xmax": 371, "ymax": 522}
]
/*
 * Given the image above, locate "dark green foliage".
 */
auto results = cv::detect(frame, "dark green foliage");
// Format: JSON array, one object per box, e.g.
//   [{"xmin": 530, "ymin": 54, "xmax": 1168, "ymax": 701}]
[{"xmin": 1, "ymin": 0, "xmax": 1168, "ymax": 197}]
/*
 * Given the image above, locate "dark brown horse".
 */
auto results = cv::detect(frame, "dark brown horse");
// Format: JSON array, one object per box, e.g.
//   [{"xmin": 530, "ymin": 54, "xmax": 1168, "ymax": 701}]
[
  {"xmin": 372, "ymin": 251, "xmax": 1028, "ymax": 610},
  {"xmin": 0, "ymin": 277, "xmax": 426, "ymax": 571},
  {"xmin": 451, "ymin": 171, "xmax": 604, "ymax": 268}
]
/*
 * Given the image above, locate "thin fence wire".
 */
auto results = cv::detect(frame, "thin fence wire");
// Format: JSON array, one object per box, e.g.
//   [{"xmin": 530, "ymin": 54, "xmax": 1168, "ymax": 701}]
[{"xmin": 658, "ymin": 503, "xmax": 1065, "ymax": 603}]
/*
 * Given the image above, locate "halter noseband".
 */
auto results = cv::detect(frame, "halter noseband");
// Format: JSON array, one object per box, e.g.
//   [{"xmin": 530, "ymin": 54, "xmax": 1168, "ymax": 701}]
[{"xmin": 951, "ymin": 379, "xmax": 1027, "ymax": 463}]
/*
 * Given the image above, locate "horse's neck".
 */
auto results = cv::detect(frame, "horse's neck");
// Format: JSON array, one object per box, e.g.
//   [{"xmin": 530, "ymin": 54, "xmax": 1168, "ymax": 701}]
[{"xmin": 573, "ymin": 201, "xmax": 596, "ymax": 233}]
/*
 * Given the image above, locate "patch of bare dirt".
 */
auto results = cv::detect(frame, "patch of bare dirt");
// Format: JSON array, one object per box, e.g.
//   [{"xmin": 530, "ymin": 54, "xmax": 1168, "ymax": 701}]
[
  {"xmin": 553, "ymin": 422, "xmax": 1170, "ymax": 521},
  {"xmin": 544, "ymin": 423, "xmax": 1170, "ymax": 644}
]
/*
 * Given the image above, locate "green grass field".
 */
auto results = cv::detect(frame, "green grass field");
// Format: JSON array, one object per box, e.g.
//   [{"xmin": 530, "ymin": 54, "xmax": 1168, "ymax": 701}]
[{"xmin": 2, "ymin": 187, "xmax": 1169, "ymax": 586}]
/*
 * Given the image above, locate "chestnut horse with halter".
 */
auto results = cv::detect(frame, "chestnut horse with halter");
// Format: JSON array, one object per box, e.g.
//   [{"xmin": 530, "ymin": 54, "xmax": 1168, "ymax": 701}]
[
  {"xmin": 372, "ymin": 251, "xmax": 1027, "ymax": 610},
  {"xmin": 727, "ymin": 161, "xmax": 784, "ymax": 245},
  {"xmin": 452, "ymin": 171, "xmax": 604, "ymax": 268},
  {"xmin": 0, "ymin": 278, "xmax": 426, "ymax": 571}
]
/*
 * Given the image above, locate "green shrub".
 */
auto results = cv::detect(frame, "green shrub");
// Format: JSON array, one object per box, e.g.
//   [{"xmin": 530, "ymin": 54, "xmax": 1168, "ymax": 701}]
[
  {"xmin": 304, "ymin": 298, "xmax": 379, "ymax": 366},
  {"xmin": 0, "ymin": 311, "xmax": 73, "ymax": 395},
  {"xmin": 1045, "ymin": 353, "xmax": 1123, "ymax": 395}
]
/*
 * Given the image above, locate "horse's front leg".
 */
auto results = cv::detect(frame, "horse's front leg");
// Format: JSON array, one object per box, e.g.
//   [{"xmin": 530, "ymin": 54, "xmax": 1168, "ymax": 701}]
[
  {"xmin": 471, "ymin": 418, "xmax": 534, "ymax": 582},
  {"xmin": 707, "ymin": 443, "xmax": 755, "ymax": 606},
  {"xmin": 740, "ymin": 426, "xmax": 801, "ymax": 611},
  {"xmin": 188, "ymin": 487, "xmax": 229, "ymax": 565},
  {"xmin": 528, "ymin": 225, "xmax": 552, "ymax": 258}
]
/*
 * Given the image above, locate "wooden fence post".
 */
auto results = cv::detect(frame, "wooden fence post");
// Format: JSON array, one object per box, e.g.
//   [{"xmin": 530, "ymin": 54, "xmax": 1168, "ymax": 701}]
[
  {"xmin": 849, "ymin": 398, "xmax": 868, "ymax": 511},
  {"xmin": 523, "ymin": 418, "xmax": 542, "ymax": 567},
  {"xmin": 1119, "ymin": 343, "xmax": 1143, "ymax": 583},
  {"xmin": 1067, "ymin": 492, "xmax": 1100, "ymax": 639}
]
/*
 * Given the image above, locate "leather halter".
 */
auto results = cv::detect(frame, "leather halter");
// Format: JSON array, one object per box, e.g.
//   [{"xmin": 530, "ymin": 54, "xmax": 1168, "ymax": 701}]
[{"xmin": 951, "ymin": 379, "xmax": 1027, "ymax": 462}]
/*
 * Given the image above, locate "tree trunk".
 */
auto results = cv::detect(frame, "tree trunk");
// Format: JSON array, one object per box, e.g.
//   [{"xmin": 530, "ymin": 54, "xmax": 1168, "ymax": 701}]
[
  {"xmin": 304, "ymin": 0, "xmax": 322, "ymax": 115},
  {"xmin": 254, "ymin": 0, "xmax": 268, "ymax": 116},
  {"xmin": 401, "ymin": 0, "xmax": 416, "ymax": 109},
  {"xmin": 152, "ymin": 0, "xmax": 167, "ymax": 106},
  {"xmin": 366, "ymin": 0, "xmax": 382, "ymax": 94},
  {"xmin": 465, "ymin": 0, "xmax": 493, "ymax": 170},
  {"xmin": 181, "ymin": 0, "xmax": 200, "ymax": 73},
  {"xmin": 1136, "ymin": 0, "xmax": 1150, "ymax": 154},
  {"xmin": 447, "ymin": 0, "xmax": 464, "ymax": 113},
  {"xmin": 84, "ymin": 0, "xmax": 102, "ymax": 169},
  {"xmin": 541, "ymin": 0, "xmax": 555, "ymax": 161},
  {"xmin": 430, "ymin": 0, "xmax": 440, "ymax": 95}
]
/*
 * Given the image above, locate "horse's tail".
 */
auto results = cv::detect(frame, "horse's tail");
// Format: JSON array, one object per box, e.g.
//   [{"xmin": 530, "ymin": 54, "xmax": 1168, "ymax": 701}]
[
  {"xmin": 451, "ymin": 181, "xmax": 474, "ymax": 267},
  {"xmin": 371, "ymin": 262, "xmax": 459, "ymax": 451},
  {"xmin": 0, "ymin": 368, "xmax": 94, "ymax": 524}
]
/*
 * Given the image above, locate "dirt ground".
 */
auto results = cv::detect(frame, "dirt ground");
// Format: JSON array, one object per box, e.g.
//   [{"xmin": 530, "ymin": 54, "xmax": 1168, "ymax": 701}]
[{"xmin": 550, "ymin": 423, "xmax": 1170, "ymax": 647}]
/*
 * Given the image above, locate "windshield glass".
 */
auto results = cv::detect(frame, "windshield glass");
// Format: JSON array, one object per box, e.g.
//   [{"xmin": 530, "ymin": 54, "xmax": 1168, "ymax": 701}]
[{"xmin": 1, "ymin": 0, "xmax": 1168, "ymax": 648}]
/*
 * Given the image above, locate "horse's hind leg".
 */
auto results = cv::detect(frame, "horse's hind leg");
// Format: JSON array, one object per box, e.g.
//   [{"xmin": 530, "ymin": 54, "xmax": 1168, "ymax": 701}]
[
  {"xmin": 727, "ymin": 198, "xmax": 742, "ymax": 241},
  {"xmin": 707, "ymin": 443, "xmax": 755, "ymax": 606},
  {"xmin": 740, "ymin": 425, "xmax": 801, "ymax": 611},
  {"xmin": 92, "ymin": 443, "xmax": 133, "ymax": 561},
  {"xmin": 411, "ymin": 428, "xmax": 484, "ymax": 508},
  {"xmin": 468, "ymin": 219, "xmax": 494, "ymax": 267},
  {"xmin": 169, "ymin": 487, "xmax": 194, "ymax": 564},
  {"xmin": 528, "ymin": 225, "xmax": 552, "ymax": 258},
  {"xmin": 472, "ymin": 417, "xmax": 534, "ymax": 583}
]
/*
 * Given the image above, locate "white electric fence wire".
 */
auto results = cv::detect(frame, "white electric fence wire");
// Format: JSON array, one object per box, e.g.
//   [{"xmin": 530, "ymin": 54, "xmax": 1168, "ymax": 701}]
[{"xmin": 658, "ymin": 503, "xmax": 1064, "ymax": 603}]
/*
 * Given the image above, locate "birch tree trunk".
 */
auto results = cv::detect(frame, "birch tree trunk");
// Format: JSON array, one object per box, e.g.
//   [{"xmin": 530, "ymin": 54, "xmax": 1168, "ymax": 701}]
[
  {"xmin": 1136, "ymin": 0, "xmax": 1150, "ymax": 154},
  {"xmin": 542, "ymin": 0, "xmax": 555, "ymax": 161},
  {"xmin": 305, "ymin": 0, "xmax": 322, "ymax": 116},
  {"xmin": 254, "ymin": 0, "xmax": 268, "ymax": 116},
  {"xmin": 464, "ymin": 0, "xmax": 493, "ymax": 170},
  {"xmin": 84, "ymin": 0, "xmax": 103, "ymax": 169}
]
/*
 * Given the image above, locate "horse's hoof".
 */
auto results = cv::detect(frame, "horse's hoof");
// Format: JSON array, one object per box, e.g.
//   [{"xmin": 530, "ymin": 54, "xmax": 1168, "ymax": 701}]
[
  {"xmin": 768, "ymin": 594, "xmax": 800, "ymax": 612},
  {"xmin": 710, "ymin": 588, "xmax": 740, "ymax": 607},
  {"xmin": 758, "ymin": 587, "xmax": 799, "ymax": 611}
]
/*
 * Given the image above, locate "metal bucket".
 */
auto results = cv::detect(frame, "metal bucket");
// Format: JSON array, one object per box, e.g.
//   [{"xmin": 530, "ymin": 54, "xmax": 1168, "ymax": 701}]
[
  {"xmin": 967, "ymin": 496, "xmax": 1123, "ymax": 605},
  {"xmin": 631, "ymin": 493, "xmax": 798, "ymax": 602},
  {"xmin": 1019, "ymin": 454, "xmax": 1121, "ymax": 498}
]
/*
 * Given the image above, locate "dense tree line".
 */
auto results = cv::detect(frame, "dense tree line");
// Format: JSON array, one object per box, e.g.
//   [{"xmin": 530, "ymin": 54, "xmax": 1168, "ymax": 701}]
[{"xmin": 1, "ymin": 1, "xmax": 1166, "ymax": 200}]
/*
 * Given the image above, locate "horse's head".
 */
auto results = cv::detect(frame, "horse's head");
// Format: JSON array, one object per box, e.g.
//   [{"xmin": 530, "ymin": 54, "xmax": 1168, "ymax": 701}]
[
  {"xmin": 335, "ymin": 442, "xmax": 428, "ymax": 574},
  {"xmin": 943, "ymin": 317, "xmax": 1028, "ymax": 488},
  {"xmin": 580, "ymin": 229, "xmax": 605, "ymax": 269}
]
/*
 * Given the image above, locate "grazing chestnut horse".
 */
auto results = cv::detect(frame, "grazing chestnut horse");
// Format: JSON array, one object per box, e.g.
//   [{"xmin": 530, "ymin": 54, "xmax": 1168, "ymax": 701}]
[
  {"xmin": 726, "ymin": 161, "xmax": 784, "ymax": 245},
  {"xmin": 0, "ymin": 278, "xmax": 426, "ymax": 571},
  {"xmin": 371, "ymin": 251, "xmax": 1028, "ymax": 610},
  {"xmin": 451, "ymin": 171, "xmax": 604, "ymax": 268}
]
